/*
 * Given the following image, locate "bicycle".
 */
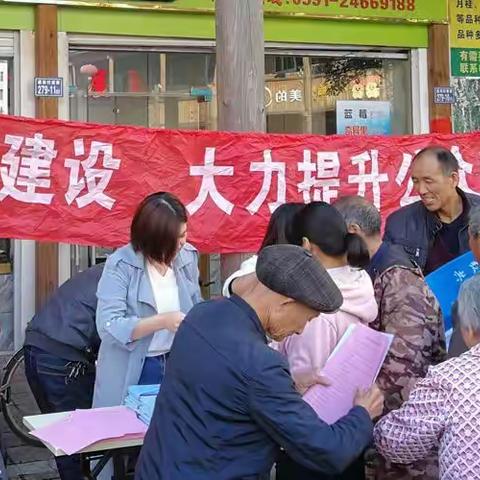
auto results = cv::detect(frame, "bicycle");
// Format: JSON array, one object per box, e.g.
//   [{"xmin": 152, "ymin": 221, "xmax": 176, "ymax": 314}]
[{"xmin": 0, "ymin": 347, "xmax": 43, "ymax": 447}]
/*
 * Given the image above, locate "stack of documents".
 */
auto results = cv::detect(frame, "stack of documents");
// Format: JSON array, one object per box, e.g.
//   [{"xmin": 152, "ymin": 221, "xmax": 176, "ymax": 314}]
[
  {"xmin": 124, "ymin": 384, "xmax": 160, "ymax": 426},
  {"xmin": 124, "ymin": 384, "xmax": 159, "ymax": 411},
  {"xmin": 137, "ymin": 395, "xmax": 157, "ymax": 426},
  {"xmin": 303, "ymin": 324, "xmax": 393, "ymax": 425},
  {"xmin": 31, "ymin": 406, "xmax": 148, "ymax": 455}
]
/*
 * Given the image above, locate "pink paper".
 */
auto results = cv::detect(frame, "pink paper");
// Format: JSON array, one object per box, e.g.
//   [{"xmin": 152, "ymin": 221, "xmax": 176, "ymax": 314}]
[
  {"xmin": 303, "ymin": 324, "xmax": 393, "ymax": 425},
  {"xmin": 31, "ymin": 406, "xmax": 147, "ymax": 455}
]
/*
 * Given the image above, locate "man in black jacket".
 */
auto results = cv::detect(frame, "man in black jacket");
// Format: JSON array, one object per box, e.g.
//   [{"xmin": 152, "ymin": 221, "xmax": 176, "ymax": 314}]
[
  {"xmin": 383, "ymin": 146, "xmax": 480, "ymax": 358},
  {"xmin": 383, "ymin": 146, "xmax": 480, "ymax": 275},
  {"xmin": 23, "ymin": 263, "xmax": 104, "ymax": 480}
]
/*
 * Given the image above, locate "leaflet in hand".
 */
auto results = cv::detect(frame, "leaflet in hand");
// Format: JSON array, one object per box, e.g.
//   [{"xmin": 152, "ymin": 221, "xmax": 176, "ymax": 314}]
[{"xmin": 303, "ymin": 324, "xmax": 393, "ymax": 425}]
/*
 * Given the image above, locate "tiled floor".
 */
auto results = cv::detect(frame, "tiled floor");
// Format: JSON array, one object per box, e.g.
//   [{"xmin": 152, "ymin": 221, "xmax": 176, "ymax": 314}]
[{"xmin": 0, "ymin": 354, "xmax": 60, "ymax": 480}]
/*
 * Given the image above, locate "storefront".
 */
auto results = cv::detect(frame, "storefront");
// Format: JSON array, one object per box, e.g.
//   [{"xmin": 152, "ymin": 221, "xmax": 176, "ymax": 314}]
[{"xmin": 0, "ymin": 0, "xmax": 448, "ymax": 348}]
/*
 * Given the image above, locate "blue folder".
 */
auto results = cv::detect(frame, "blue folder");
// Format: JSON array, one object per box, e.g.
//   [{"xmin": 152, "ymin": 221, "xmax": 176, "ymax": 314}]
[{"xmin": 425, "ymin": 251, "xmax": 479, "ymax": 332}]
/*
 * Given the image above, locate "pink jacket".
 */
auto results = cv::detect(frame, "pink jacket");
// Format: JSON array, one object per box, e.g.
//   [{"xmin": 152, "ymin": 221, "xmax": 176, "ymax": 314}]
[{"xmin": 277, "ymin": 266, "xmax": 378, "ymax": 383}]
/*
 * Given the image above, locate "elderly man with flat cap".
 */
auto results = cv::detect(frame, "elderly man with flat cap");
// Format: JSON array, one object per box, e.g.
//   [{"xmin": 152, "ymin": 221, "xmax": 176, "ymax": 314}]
[{"xmin": 136, "ymin": 245, "xmax": 383, "ymax": 480}]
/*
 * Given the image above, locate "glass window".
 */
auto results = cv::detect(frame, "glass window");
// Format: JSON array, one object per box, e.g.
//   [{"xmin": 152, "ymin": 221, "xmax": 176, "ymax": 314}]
[
  {"xmin": 69, "ymin": 50, "xmax": 216, "ymax": 129},
  {"xmin": 265, "ymin": 54, "xmax": 412, "ymax": 136},
  {"xmin": 0, "ymin": 57, "xmax": 14, "ymax": 351}
]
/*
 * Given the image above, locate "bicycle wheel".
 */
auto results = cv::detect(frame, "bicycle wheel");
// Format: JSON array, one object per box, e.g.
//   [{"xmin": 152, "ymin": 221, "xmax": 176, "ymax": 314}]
[{"xmin": 0, "ymin": 348, "xmax": 43, "ymax": 447}]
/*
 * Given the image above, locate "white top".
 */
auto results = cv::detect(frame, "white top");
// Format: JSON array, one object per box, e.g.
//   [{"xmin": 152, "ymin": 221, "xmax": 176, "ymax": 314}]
[
  {"xmin": 146, "ymin": 262, "xmax": 180, "ymax": 356},
  {"xmin": 222, "ymin": 255, "xmax": 257, "ymax": 297}
]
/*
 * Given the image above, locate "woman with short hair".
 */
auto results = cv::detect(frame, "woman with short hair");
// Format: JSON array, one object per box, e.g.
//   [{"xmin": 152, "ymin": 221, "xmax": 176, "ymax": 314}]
[
  {"xmin": 374, "ymin": 274, "xmax": 480, "ymax": 480},
  {"xmin": 93, "ymin": 192, "xmax": 202, "ymax": 409}
]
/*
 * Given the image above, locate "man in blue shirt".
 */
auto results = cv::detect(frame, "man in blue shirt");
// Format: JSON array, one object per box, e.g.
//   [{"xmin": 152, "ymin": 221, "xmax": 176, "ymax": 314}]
[{"xmin": 136, "ymin": 245, "xmax": 383, "ymax": 480}]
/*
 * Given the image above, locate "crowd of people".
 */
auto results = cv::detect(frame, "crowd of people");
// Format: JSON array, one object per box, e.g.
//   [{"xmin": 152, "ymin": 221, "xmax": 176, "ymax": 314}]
[{"xmin": 22, "ymin": 145, "xmax": 480, "ymax": 480}]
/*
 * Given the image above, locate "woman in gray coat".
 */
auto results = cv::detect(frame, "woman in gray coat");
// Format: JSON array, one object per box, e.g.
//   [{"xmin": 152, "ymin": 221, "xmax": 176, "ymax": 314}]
[{"xmin": 93, "ymin": 192, "xmax": 202, "ymax": 409}]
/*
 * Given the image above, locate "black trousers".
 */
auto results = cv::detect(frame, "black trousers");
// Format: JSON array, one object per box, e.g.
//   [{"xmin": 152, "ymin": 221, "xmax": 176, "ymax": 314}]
[{"xmin": 24, "ymin": 345, "xmax": 95, "ymax": 480}]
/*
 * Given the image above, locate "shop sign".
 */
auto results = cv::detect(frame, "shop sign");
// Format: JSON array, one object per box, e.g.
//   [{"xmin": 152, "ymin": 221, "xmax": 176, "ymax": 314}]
[
  {"xmin": 450, "ymin": 0, "xmax": 480, "ymax": 77},
  {"xmin": 265, "ymin": 80, "xmax": 304, "ymax": 113},
  {"xmin": 34, "ymin": 77, "xmax": 64, "ymax": 98},
  {"xmin": 5, "ymin": 0, "xmax": 447, "ymax": 22},
  {"xmin": 433, "ymin": 87, "xmax": 456, "ymax": 104},
  {"xmin": 336, "ymin": 100, "xmax": 391, "ymax": 135},
  {"xmin": 261, "ymin": 0, "xmax": 446, "ymax": 22},
  {"xmin": 451, "ymin": 47, "xmax": 480, "ymax": 77},
  {"xmin": 265, "ymin": 87, "xmax": 303, "ymax": 106}
]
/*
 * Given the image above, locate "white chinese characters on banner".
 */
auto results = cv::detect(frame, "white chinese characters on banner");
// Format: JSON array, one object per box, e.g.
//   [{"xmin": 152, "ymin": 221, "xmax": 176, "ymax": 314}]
[
  {"xmin": 1, "ymin": 136, "xmax": 478, "ymax": 217},
  {"xmin": 451, "ymin": 146, "xmax": 476, "ymax": 193},
  {"xmin": 395, "ymin": 152, "xmax": 421, "ymax": 207},
  {"xmin": 298, "ymin": 150, "xmax": 340, "ymax": 203},
  {"xmin": 0, "ymin": 133, "xmax": 56, "ymax": 205},
  {"xmin": 348, "ymin": 150, "xmax": 389, "ymax": 209},
  {"xmin": 187, "ymin": 147, "xmax": 235, "ymax": 215},
  {"xmin": 65, "ymin": 139, "xmax": 121, "ymax": 210},
  {"xmin": 247, "ymin": 150, "xmax": 286, "ymax": 215},
  {"xmin": 0, "ymin": 133, "xmax": 121, "ymax": 209}
]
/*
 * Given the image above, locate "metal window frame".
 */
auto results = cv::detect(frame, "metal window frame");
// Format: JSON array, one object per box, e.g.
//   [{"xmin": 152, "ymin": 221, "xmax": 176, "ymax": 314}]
[{"xmin": 68, "ymin": 34, "xmax": 410, "ymax": 59}]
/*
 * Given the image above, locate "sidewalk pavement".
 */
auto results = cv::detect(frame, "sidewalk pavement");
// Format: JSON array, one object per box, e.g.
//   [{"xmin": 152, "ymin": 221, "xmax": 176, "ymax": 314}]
[{"xmin": 0, "ymin": 354, "xmax": 59, "ymax": 480}]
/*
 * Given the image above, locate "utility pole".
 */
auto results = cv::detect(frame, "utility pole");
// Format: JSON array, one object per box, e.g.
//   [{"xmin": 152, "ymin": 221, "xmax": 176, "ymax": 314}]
[
  {"xmin": 215, "ymin": 0, "xmax": 266, "ymax": 281},
  {"xmin": 35, "ymin": 5, "xmax": 59, "ymax": 309}
]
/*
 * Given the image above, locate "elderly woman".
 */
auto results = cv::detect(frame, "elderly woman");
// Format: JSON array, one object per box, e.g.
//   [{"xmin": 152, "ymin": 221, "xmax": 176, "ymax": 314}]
[
  {"xmin": 449, "ymin": 205, "xmax": 480, "ymax": 357},
  {"xmin": 374, "ymin": 274, "xmax": 480, "ymax": 480}
]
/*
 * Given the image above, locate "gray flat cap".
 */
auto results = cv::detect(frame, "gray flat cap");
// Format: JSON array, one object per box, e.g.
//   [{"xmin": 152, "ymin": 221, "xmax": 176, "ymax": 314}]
[{"xmin": 256, "ymin": 244, "xmax": 343, "ymax": 313}]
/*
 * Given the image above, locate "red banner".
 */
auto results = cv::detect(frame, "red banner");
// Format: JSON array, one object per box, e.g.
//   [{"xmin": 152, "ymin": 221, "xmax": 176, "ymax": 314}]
[{"xmin": 0, "ymin": 114, "xmax": 479, "ymax": 253}]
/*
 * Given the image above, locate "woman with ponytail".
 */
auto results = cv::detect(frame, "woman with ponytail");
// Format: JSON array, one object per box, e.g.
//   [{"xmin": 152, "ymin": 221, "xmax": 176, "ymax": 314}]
[
  {"xmin": 276, "ymin": 201, "xmax": 378, "ymax": 480},
  {"xmin": 278, "ymin": 201, "xmax": 377, "ymax": 375}
]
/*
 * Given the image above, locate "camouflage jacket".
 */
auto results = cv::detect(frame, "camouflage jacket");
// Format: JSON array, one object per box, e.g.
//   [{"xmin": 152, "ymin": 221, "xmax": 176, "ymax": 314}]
[
  {"xmin": 373, "ymin": 265, "xmax": 446, "ymax": 414},
  {"xmin": 370, "ymin": 265, "xmax": 447, "ymax": 480}
]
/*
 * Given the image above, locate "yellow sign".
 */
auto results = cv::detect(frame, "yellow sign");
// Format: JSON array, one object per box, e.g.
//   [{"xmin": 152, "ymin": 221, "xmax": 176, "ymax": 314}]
[
  {"xmin": 4, "ymin": 0, "xmax": 448, "ymax": 23},
  {"xmin": 450, "ymin": 0, "xmax": 480, "ymax": 48}
]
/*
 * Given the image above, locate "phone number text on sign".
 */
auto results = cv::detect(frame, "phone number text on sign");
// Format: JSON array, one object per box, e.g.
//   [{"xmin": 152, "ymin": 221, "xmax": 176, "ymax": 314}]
[{"xmin": 264, "ymin": 0, "xmax": 416, "ymax": 11}]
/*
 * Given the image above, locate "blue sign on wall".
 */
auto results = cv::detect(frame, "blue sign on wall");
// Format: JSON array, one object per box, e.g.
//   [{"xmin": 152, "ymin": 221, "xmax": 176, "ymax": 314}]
[
  {"xmin": 336, "ymin": 100, "xmax": 392, "ymax": 136},
  {"xmin": 34, "ymin": 77, "xmax": 64, "ymax": 98}
]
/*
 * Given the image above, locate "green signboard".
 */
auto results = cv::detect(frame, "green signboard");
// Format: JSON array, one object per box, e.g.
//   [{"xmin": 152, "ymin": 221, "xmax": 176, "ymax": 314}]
[
  {"xmin": 450, "ymin": 0, "xmax": 480, "ymax": 77},
  {"xmin": 451, "ymin": 47, "xmax": 480, "ymax": 77},
  {"xmin": 261, "ymin": 0, "xmax": 446, "ymax": 23},
  {"xmin": 4, "ymin": 0, "xmax": 448, "ymax": 23}
]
